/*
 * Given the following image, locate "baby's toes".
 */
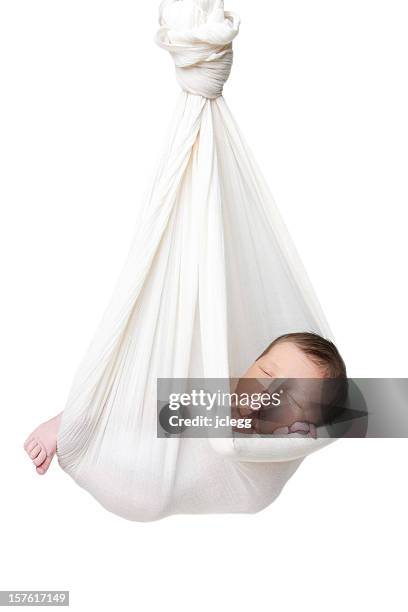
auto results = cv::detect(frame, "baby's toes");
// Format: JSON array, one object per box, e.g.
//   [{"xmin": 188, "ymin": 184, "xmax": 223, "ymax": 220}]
[
  {"xmin": 24, "ymin": 439, "xmax": 38, "ymax": 454},
  {"xmin": 28, "ymin": 443, "xmax": 42, "ymax": 460},
  {"xmin": 36, "ymin": 454, "xmax": 53, "ymax": 475},
  {"xmin": 23, "ymin": 437, "xmax": 34, "ymax": 451},
  {"xmin": 33, "ymin": 447, "xmax": 47, "ymax": 467}
]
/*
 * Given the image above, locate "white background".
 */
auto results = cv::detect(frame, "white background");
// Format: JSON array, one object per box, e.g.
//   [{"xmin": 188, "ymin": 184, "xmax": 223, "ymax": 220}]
[{"xmin": 1, "ymin": 1, "xmax": 407, "ymax": 611}]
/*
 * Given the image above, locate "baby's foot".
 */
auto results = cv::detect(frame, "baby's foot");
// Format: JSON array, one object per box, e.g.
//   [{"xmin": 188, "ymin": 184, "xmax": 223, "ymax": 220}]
[{"xmin": 24, "ymin": 413, "xmax": 62, "ymax": 475}]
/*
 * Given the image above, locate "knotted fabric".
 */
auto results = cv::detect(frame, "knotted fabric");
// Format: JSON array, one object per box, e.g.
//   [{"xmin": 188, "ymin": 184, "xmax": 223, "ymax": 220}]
[{"xmin": 156, "ymin": 0, "xmax": 240, "ymax": 99}]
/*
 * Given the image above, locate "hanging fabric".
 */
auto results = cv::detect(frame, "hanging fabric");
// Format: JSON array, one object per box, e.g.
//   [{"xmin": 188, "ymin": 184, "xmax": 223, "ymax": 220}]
[{"xmin": 57, "ymin": 0, "xmax": 334, "ymax": 522}]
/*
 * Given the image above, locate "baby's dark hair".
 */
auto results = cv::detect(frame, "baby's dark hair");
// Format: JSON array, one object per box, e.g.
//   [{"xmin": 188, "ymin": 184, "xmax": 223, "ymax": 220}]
[{"xmin": 259, "ymin": 331, "xmax": 347, "ymax": 378}]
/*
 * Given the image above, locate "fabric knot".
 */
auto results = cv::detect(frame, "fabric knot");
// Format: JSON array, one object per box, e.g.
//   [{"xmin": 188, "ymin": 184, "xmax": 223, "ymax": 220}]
[{"xmin": 156, "ymin": 0, "xmax": 240, "ymax": 99}]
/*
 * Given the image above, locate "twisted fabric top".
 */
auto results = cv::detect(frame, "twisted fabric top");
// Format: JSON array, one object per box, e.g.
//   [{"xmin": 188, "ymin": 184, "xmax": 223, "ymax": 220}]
[{"xmin": 156, "ymin": 0, "xmax": 240, "ymax": 99}]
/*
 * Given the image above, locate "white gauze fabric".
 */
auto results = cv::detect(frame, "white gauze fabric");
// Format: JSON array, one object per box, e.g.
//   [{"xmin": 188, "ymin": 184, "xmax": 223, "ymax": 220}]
[{"xmin": 57, "ymin": 0, "xmax": 335, "ymax": 522}]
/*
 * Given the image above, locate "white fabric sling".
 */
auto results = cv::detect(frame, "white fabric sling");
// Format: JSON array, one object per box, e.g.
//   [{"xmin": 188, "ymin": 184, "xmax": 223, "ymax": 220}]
[{"xmin": 57, "ymin": 0, "xmax": 334, "ymax": 522}]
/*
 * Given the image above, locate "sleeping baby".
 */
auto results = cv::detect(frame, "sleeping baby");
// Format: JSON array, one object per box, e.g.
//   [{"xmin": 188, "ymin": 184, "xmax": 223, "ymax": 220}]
[{"xmin": 24, "ymin": 331, "xmax": 347, "ymax": 475}]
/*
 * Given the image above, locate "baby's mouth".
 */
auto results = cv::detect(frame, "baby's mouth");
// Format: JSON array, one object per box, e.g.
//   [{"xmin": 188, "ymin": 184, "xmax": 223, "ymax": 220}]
[{"xmin": 272, "ymin": 422, "xmax": 317, "ymax": 439}]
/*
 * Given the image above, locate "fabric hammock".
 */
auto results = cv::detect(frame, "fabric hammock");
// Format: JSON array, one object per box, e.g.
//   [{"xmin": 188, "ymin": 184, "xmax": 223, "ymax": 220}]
[{"xmin": 57, "ymin": 0, "xmax": 334, "ymax": 522}]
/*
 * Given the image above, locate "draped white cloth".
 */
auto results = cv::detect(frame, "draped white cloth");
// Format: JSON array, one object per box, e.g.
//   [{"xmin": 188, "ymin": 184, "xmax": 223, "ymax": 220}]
[{"xmin": 57, "ymin": 0, "xmax": 334, "ymax": 522}]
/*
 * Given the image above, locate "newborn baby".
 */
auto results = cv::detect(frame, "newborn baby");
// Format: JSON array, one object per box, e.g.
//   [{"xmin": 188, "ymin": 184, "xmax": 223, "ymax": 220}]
[
  {"xmin": 234, "ymin": 332, "xmax": 347, "ymax": 438},
  {"xmin": 24, "ymin": 332, "xmax": 347, "ymax": 475}
]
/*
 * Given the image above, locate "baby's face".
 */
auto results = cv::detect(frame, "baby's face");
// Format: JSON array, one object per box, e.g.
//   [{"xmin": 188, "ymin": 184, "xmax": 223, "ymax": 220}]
[{"xmin": 237, "ymin": 341, "xmax": 327, "ymax": 437}]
